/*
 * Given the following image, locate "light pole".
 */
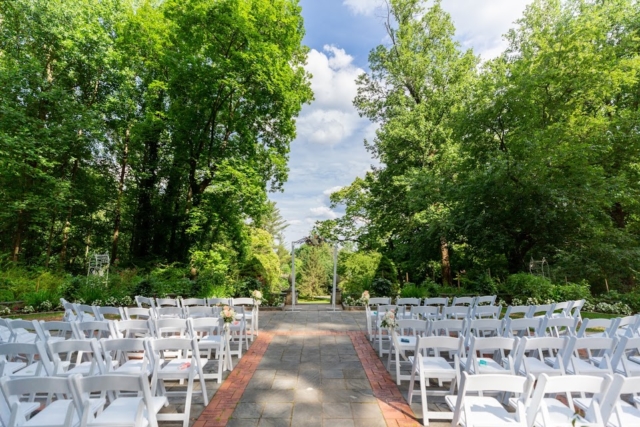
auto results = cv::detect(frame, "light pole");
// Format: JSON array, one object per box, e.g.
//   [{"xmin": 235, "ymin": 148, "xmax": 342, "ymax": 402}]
[
  {"xmin": 327, "ymin": 243, "xmax": 338, "ymax": 312},
  {"xmin": 289, "ymin": 237, "xmax": 308, "ymax": 312}
]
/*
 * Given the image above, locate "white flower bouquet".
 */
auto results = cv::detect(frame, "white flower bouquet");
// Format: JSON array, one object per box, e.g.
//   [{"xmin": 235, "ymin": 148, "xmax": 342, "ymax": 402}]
[
  {"xmin": 251, "ymin": 290, "xmax": 263, "ymax": 305},
  {"xmin": 380, "ymin": 309, "xmax": 399, "ymax": 329}
]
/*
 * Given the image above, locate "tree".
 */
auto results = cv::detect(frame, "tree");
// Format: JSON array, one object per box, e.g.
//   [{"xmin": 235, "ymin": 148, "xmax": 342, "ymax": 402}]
[
  {"xmin": 255, "ymin": 201, "xmax": 289, "ymax": 246},
  {"xmin": 324, "ymin": 0, "xmax": 477, "ymax": 285}
]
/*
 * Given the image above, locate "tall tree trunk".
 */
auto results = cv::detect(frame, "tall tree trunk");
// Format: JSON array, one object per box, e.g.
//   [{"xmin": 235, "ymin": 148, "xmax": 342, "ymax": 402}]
[
  {"xmin": 440, "ymin": 236, "xmax": 452, "ymax": 286},
  {"xmin": 111, "ymin": 128, "xmax": 129, "ymax": 262},
  {"xmin": 45, "ymin": 211, "xmax": 57, "ymax": 268},
  {"xmin": 59, "ymin": 159, "xmax": 79, "ymax": 266},
  {"xmin": 12, "ymin": 211, "xmax": 24, "ymax": 262}
]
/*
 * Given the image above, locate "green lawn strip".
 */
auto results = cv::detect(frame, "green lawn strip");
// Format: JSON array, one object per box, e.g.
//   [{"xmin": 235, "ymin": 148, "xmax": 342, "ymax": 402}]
[{"xmin": 297, "ymin": 297, "xmax": 330, "ymax": 304}]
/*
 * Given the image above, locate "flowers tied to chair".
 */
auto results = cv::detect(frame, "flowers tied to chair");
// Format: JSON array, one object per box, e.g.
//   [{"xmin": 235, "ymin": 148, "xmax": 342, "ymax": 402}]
[
  {"xmin": 251, "ymin": 290, "xmax": 263, "ymax": 306},
  {"xmin": 220, "ymin": 306, "xmax": 237, "ymax": 331},
  {"xmin": 381, "ymin": 309, "xmax": 399, "ymax": 330}
]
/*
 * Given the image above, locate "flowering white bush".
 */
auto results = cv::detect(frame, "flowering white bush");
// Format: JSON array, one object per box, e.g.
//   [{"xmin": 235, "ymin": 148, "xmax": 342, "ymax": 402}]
[
  {"xmin": 22, "ymin": 305, "xmax": 34, "ymax": 314},
  {"xmin": 0, "ymin": 306, "xmax": 10, "ymax": 315},
  {"xmin": 38, "ymin": 300, "xmax": 53, "ymax": 312},
  {"xmin": 380, "ymin": 309, "xmax": 399, "ymax": 329},
  {"xmin": 120, "ymin": 296, "xmax": 133, "ymax": 306},
  {"xmin": 595, "ymin": 301, "xmax": 632, "ymax": 316}
]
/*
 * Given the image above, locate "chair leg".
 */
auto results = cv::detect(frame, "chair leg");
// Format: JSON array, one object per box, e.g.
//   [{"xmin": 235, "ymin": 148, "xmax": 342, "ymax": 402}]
[{"xmin": 420, "ymin": 374, "xmax": 429, "ymax": 426}]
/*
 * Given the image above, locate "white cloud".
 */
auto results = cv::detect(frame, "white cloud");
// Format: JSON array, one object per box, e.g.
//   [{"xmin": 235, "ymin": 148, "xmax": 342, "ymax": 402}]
[
  {"xmin": 288, "ymin": 219, "xmax": 303, "ymax": 225},
  {"xmin": 309, "ymin": 206, "xmax": 339, "ymax": 219},
  {"xmin": 441, "ymin": 0, "xmax": 533, "ymax": 60},
  {"xmin": 295, "ymin": 45, "xmax": 368, "ymax": 146},
  {"xmin": 323, "ymin": 186, "xmax": 343, "ymax": 196},
  {"xmin": 343, "ymin": 0, "xmax": 385, "ymax": 16}
]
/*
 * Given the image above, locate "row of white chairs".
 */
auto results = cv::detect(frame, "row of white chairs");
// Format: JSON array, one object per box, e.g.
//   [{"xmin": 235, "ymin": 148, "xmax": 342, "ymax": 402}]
[
  {"xmin": 134, "ymin": 296, "xmax": 255, "ymax": 309},
  {"xmin": 418, "ymin": 370, "xmax": 639, "ymax": 427},
  {"xmin": 405, "ymin": 334, "xmax": 640, "ymax": 426},
  {"xmin": 60, "ymin": 299, "xmax": 259, "ymax": 343},
  {"xmin": 0, "ymin": 332, "xmax": 223, "ymax": 427},
  {"xmin": 368, "ymin": 295, "xmax": 498, "ymax": 308},
  {"xmin": 2, "ymin": 373, "xmax": 166, "ymax": 427}
]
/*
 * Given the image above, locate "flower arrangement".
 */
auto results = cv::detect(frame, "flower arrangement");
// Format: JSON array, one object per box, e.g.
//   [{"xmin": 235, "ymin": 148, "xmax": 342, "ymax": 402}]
[
  {"xmin": 220, "ymin": 305, "xmax": 237, "ymax": 326},
  {"xmin": 361, "ymin": 291, "xmax": 370, "ymax": 304},
  {"xmin": 251, "ymin": 290, "xmax": 263, "ymax": 305},
  {"xmin": 0, "ymin": 306, "xmax": 10, "ymax": 316},
  {"xmin": 380, "ymin": 309, "xmax": 399, "ymax": 329}
]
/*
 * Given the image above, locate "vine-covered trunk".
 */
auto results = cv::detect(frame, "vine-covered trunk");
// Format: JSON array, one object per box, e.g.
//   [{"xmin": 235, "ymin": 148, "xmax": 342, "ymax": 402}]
[
  {"xmin": 111, "ymin": 128, "xmax": 129, "ymax": 262},
  {"xmin": 440, "ymin": 236, "xmax": 452, "ymax": 286}
]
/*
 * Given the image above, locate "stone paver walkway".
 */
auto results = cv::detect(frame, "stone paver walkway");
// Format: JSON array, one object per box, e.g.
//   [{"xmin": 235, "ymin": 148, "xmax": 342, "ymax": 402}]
[{"xmin": 188, "ymin": 307, "xmax": 450, "ymax": 427}]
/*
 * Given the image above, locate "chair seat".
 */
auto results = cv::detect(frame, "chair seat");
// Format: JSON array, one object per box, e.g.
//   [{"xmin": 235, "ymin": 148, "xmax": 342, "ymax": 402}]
[
  {"xmin": 533, "ymin": 398, "xmax": 590, "ymax": 427},
  {"xmin": 520, "ymin": 357, "xmax": 562, "ymax": 376},
  {"xmin": 2, "ymin": 361, "xmax": 26, "ymax": 374},
  {"xmin": 565, "ymin": 357, "xmax": 609, "ymax": 375},
  {"xmin": 395, "ymin": 336, "xmax": 416, "ymax": 351},
  {"xmin": 114, "ymin": 360, "xmax": 152, "ymax": 375},
  {"xmin": 25, "ymin": 399, "xmax": 105, "ymax": 427},
  {"xmin": 409, "ymin": 356, "xmax": 457, "ymax": 377},
  {"xmin": 445, "ymin": 395, "xmax": 521, "ymax": 425},
  {"xmin": 460, "ymin": 357, "xmax": 507, "ymax": 374},
  {"xmin": 589, "ymin": 399, "xmax": 639, "ymax": 427},
  {"xmin": 11, "ymin": 362, "xmax": 45, "ymax": 377},
  {"xmin": 159, "ymin": 359, "xmax": 207, "ymax": 377},
  {"xmin": 92, "ymin": 396, "xmax": 167, "ymax": 426}
]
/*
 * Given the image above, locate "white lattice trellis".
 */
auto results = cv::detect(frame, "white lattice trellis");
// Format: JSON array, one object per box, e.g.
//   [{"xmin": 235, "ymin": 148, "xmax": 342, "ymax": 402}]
[{"xmin": 87, "ymin": 253, "xmax": 110, "ymax": 286}]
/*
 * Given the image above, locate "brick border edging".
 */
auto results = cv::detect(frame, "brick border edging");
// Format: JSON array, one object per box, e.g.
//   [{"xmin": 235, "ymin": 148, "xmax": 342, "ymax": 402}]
[
  {"xmin": 194, "ymin": 332, "xmax": 274, "ymax": 427},
  {"xmin": 350, "ymin": 331, "xmax": 422, "ymax": 427}
]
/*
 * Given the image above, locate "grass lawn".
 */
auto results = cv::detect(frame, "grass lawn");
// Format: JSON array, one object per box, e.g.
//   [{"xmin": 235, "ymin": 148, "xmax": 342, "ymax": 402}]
[
  {"xmin": 581, "ymin": 311, "xmax": 619, "ymax": 320},
  {"xmin": 297, "ymin": 296, "xmax": 331, "ymax": 304}
]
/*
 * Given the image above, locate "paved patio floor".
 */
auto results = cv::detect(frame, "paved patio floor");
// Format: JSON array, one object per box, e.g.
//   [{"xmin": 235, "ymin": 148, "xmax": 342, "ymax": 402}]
[{"xmin": 177, "ymin": 306, "xmax": 452, "ymax": 427}]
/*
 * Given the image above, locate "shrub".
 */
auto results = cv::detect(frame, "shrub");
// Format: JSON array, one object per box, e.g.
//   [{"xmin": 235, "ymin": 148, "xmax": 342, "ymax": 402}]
[
  {"xmin": 399, "ymin": 283, "xmax": 428, "ymax": 299},
  {"xmin": 465, "ymin": 273, "xmax": 498, "ymax": 295},
  {"xmin": 502, "ymin": 273, "xmax": 554, "ymax": 302},
  {"xmin": 371, "ymin": 277, "xmax": 393, "ymax": 297},
  {"xmin": 374, "ymin": 256, "xmax": 398, "ymax": 284},
  {"xmin": 551, "ymin": 280, "xmax": 591, "ymax": 302},
  {"xmin": 420, "ymin": 279, "xmax": 442, "ymax": 297}
]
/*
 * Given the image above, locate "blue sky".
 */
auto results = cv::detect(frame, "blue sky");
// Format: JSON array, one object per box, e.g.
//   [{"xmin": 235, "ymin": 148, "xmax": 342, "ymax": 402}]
[{"xmin": 271, "ymin": 0, "xmax": 533, "ymax": 245}]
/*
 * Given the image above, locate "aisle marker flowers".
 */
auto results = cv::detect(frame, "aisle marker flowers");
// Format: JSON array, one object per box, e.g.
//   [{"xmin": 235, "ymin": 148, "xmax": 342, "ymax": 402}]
[
  {"xmin": 220, "ymin": 305, "xmax": 237, "ymax": 331},
  {"xmin": 251, "ymin": 290, "xmax": 263, "ymax": 305},
  {"xmin": 380, "ymin": 309, "xmax": 399, "ymax": 330}
]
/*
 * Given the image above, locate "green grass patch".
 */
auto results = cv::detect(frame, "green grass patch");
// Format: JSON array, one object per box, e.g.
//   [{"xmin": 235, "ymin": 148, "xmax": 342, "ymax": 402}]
[
  {"xmin": 580, "ymin": 311, "xmax": 619, "ymax": 319},
  {"xmin": 297, "ymin": 296, "xmax": 330, "ymax": 304}
]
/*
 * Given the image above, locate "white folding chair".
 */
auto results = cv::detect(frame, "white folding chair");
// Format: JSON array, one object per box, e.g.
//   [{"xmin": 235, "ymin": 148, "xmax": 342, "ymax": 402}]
[
  {"xmin": 526, "ymin": 373, "xmax": 609, "ymax": 427},
  {"xmin": 470, "ymin": 305, "xmax": 500, "ymax": 320},
  {"xmin": 427, "ymin": 319, "xmax": 466, "ymax": 338},
  {"xmin": 6, "ymin": 320, "xmax": 38, "ymax": 344},
  {"xmin": 134, "ymin": 296, "xmax": 156, "ymax": 309},
  {"xmin": 396, "ymin": 298, "xmax": 421, "ymax": 319},
  {"xmin": 452, "ymin": 296, "xmax": 476, "ymax": 308},
  {"xmin": 504, "ymin": 305, "xmax": 534, "ymax": 319},
  {"xmin": 410, "ymin": 306, "xmax": 440, "ymax": 321},
  {"xmin": 374, "ymin": 305, "xmax": 397, "ymax": 357},
  {"xmin": 48, "ymin": 339, "xmax": 105, "ymax": 377},
  {"xmin": 113, "ymin": 319, "xmax": 152, "ymax": 339},
  {"xmin": 459, "ymin": 336, "xmax": 517, "ymax": 376},
  {"xmin": 60, "ymin": 299, "xmax": 79, "ymax": 322},
  {"xmin": 0, "ymin": 342, "xmax": 53, "ymax": 378},
  {"xmin": 123, "ymin": 307, "xmax": 151, "ymax": 320},
  {"xmin": 423, "ymin": 297, "xmax": 448, "ymax": 308},
  {"xmin": 569, "ymin": 299, "xmax": 586, "ymax": 323},
  {"xmin": 549, "ymin": 301, "xmax": 573, "ymax": 318},
  {"xmin": 73, "ymin": 305, "xmax": 97, "ymax": 322},
  {"xmin": 446, "ymin": 372, "xmax": 533, "ymax": 427},
  {"xmin": 529, "ymin": 303, "xmax": 556, "ymax": 318},
  {"xmin": 386, "ymin": 319, "xmax": 428, "ymax": 384},
  {"xmin": 466, "ymin": 319, "xmax": 504, "ymax": 341},
  {"xmin": 36, "ymin": 321, "xmax": 74, "ymax": 343},
  {"xmin": 152, "ymin": 318, "xmax": 191, "ymax": 339},
  {"xmin": 541, "ymin": 316, "xmax": 578, "ymax": 338},
  {"xmin": 70, "ymin": 373, "xmax": 166, "ymax": 427},
  {"xmin": 407, "ymin": 335, "xmax": 462, "ymax": 426},
  {"xmin": 188, "ymin": 317, "xmax": 230, "ymax": 380},
  {"xmin": 577, "ymin": 318, "xmax": 620, "ymax": 338},
  {"xmin": 232, "ymin": 298, "xmax": 257, "ymax": 341},
  {"xmin": 562, "ymin": 336, "xmax": 615, "ymax": 377},
  {"xmin": 206, "ymin": 298, "xmax": 230, "ymax": 307},
  {"xmin": 100, "ymin": 338, "xmax": 151, "ymax": 376},
  {"xmin": 72, "ymin": 321, "xmax": 116, "ymax": 341},
  {"xmin": 185, "ymin": 306, "xmax": 215, "ymax": 319},
  {"xmin": 595, "ymin": 374, "xmax": 640, "ymax": 427},
  {"xmin": 611, "ymin": 315, "xmax": 639, "ymax": 338},
  {"xmin": 180, "ymin": 298, "xmax": 207, "ymax": 308},
  {"xmin": 609, "ymin": 336, "xmax": 640, "ymax": 377},
  {"xmin": 155, "ymin": 298, "xmax": 179, "ymax": 308},
  {"xmin": 0, "ymin": 376, "xmax": 78, "ymax": 427},
  {"xmin": 153, "ymin": 307, "xmax": 183, "ymax": 319},
  {"xmin": 442, "ymin": 305, "xmax": 471, "ymax": 320},
  {"xmin": 475, "ymin": 295, "xmax": 497, "ymax": 306},
  {"xmin": 146, "ymin": 338, "xmax": 208, "ymax": 427},
  {"xmin": 503, "ymin": 317, "xmax": 543, "ymax": 338},
  {"xmin": 513, "ymin": 336, "xmax": 568, "ymax": 379},
  {"xmin": 93, "ymin": 306, "xmax": 125, "ymax": 321}
]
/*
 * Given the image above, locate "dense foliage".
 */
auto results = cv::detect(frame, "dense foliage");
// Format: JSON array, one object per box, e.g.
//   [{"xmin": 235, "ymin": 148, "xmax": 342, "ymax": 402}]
[
  {"xmin": 318, "ymin": 0, "xmax": 640, "ymax": 298},
  {"xmin": 0, "ymin": 0, "xmax": 311, "ymax": 295}
]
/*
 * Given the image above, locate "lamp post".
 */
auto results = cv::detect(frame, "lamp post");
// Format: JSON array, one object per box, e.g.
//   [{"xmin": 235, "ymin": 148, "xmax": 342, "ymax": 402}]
[
  {"xmin": 327, "ymin": 243, "xmax": 338, "ymax": 312},
  {"xmin": 289, "ymin": 237, "xmax": 308, "ymax": 312}
]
